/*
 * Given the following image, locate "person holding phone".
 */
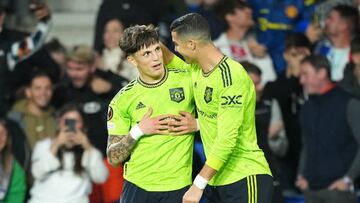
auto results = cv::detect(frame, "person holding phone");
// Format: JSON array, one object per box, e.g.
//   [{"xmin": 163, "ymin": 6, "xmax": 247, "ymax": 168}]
[{"xmin": 29, "ymin": 103, "xmax": 108, "ymax": 203}]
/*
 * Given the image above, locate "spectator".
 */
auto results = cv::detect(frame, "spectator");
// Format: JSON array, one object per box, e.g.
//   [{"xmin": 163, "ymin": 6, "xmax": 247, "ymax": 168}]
[
  {"xmin": 214, "ymin": 0, "xmax": 276, "ymax": 86},
  {"xmin": 249, "ymin": 0, "xmax": 315, "ymax": 75},
  {"xmin": 244, "ymin": 61, "xmax": 286, "ymax": 203},
  {"xmin": 194, "ymin": 0, "xmax": 225, "ymax": 40},
  {"xmin": 98, "ymin": 18, "xmax": 138, "ymax": 80},
  {"xmin": 315, "ymin": 5, "xmax": 359, "ymax": 81},
  {"xmin": 93, "ymin": 0, "xmax": 169, "ymax": 53},
  {"xmin": 29, "ymin": 104, "xmax": 108, "ymax": 203},
  {"xmin": 296, "ymin": 55, "xmax": 360, "ymax": 203},
  {"xmin": 262, "ymin": 33, "xmax": 311, "ymax": 189},
  {"xmin": 0, "ymin": 3, "xmax": 51, "ymax": 116},
  {"xmin": 52, "ymin": 45, "xmax": 128, "ymax": 156},
  {"xmin": 10, "ymin": 38, "xmax": 66, "ymax": 93},
  {"xmin": 340, "ymin": 36, "xmax": 360, "ymax": 98},
  {"xmin": 0, "ymin": 119, "xmax": 26, "ymax": 203},
  {"xmin": 8, "ymin": 72, "xmax": 56, "ymax": 151},
  {"xmin": 314, "ymin": 0, "xmax": 354, "ymax": 27}
]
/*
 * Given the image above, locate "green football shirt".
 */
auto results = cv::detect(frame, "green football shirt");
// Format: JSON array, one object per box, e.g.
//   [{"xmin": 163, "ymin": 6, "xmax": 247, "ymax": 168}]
[
  {"xmin": 107, "ymin": 68, "xmax": 195, "ymax": 191},
  {"xmin": 167, "ymin": 55, "xmax": 272, "ymax": 186}
]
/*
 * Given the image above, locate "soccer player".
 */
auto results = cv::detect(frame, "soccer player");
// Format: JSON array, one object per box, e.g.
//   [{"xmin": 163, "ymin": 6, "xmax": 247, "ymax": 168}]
[
  {"xmin": 162, "ymin": 13, "xmax": 274, "ymax": 203},
  {"xmin": 106, "ymin": 25, "xmax": 197, "ymax": 203}
]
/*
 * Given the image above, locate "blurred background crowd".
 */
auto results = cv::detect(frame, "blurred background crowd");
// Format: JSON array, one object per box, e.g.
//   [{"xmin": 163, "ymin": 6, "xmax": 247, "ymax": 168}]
[{"xmin": 0, "ymin": 0, "xmax": 360, "ymax": 202}]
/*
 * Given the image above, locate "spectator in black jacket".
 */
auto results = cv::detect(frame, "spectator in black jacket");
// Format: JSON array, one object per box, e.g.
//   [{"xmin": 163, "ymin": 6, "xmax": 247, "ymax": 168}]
[
  {"xmin": 296, "ymin": 55, "xmax": 360, "ymax": 203},
  {"xmin": 52, "ymin": 45, "xmax": 128, "ymax": 155}
]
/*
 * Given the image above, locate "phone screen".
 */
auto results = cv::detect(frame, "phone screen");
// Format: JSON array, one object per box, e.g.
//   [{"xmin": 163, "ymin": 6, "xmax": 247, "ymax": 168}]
[{"xmin": 64, "ymin": 119, "xmax": 76, "ymax": 132}]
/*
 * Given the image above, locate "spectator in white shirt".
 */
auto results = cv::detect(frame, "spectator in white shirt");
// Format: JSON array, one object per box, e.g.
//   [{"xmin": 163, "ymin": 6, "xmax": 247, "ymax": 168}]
[{"xmin": 29, "ymin": 103, "xmax": 108, "ymax": 203}]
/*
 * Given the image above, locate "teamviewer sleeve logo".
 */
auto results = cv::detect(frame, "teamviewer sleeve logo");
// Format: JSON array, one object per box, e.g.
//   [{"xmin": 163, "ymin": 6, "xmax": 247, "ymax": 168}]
[{"xmin": 169, "ymin": 88, "xmax": 185, "ymax": 103}]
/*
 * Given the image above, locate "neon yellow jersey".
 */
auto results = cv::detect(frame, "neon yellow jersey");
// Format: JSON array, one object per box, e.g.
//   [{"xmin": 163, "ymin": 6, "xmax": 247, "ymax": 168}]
[
  {"xmin": 167, "ymin": 55, "xmax": 272, "ymax": 186},
  {"xmin": 107, "ymin": 68, "xmax": 195, "ymax": 191}
]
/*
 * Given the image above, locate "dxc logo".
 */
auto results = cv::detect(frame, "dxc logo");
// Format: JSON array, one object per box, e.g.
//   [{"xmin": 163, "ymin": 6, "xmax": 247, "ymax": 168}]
[{"xmin": 221, "ymin": 95, "xmax": 242, "ymax": 105}]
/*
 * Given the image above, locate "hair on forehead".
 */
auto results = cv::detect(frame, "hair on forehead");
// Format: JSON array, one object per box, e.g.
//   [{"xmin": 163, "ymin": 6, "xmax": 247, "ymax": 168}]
[
  {"xmin": 119, "ymin": 24, "xmax": 159, "ymax": 56},
  {"xmin": 170, "ymin": 13, "xmax": 211, "ymax": 42}
]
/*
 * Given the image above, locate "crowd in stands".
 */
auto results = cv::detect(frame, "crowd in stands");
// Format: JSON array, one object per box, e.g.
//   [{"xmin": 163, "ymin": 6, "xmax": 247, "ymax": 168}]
[{"xmin": 0, "ymin": 0, "xmax": 360, "ymax": 202}]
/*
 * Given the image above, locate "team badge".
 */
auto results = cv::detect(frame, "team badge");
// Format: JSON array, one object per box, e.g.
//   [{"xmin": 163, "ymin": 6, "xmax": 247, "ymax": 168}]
[
  {"xmin": 204, "ymin": 87, "xmax": 213, "ymax": 103},
  {"xmin": 285, "ymin": 5, "xmax": 298, "ymax": 19},
  {"xmin": 107, "ymin": 106, "xmax": 113, "ymax": 121},
  {"xmin": 169, "ymin": 88, "xmax": 185, "ymax": 103}
]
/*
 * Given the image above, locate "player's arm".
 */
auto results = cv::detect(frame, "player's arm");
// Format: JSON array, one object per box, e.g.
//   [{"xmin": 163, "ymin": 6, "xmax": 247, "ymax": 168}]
[
  {"xmin": 107, "ymin": 134, "xmax": 136, "ymax": 167},
  {"xmin": 160, "ymin": 42, "xmax": 174, "ymax": 65},
  {"xmin": 184, "ymin": 78, "xmax": 248, "ymax": 202},
  {"xmin": 107, "ymin": 107, "xmax": 171, "ymax": 167}
]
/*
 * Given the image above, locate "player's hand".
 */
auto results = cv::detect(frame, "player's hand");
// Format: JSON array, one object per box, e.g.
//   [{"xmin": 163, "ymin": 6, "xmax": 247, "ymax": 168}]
[
  {"xmin": 295, "ymin": 175, "xmax": 309, "ymax": 191},
  {"xmin": 138, "ymin": 107, "xmax": 172, "ymax": 135},
  {"xmin": 182, "ymin": 184, "xmax": 203, "ymax": 203},
  {"xmin": 168, "ymin": 111, "xmax": 197, "ymax": 135},
  {"xmin": 328, "ymin": 178, "xmax": 350, "ymax": 191}
]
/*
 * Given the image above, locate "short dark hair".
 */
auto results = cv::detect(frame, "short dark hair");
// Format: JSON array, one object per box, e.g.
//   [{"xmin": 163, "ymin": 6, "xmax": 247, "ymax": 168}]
[
  {"xmin": 119, "ymin": 24, "xmax": 159, "ymax": 57},
  {"xmin": 170, "ymin": 13, "xmax": 211, "ymax": 42},
  {"xmin": 301, "ymin": 55, "xmax": 331, "ymax": 79},
  {"xmin": 214, "ymin": 0, "xmax": 250, "ymax": 29},
  {"xmin": 285, "ymin": 33, "xmax": 311, "ymax": 51},
  {"xmin": 43, "ymin": 38, "xmax": 66, "ymax": 54},
  {"xmin": 332, "ymin": 5, "xmax": 360, "ymax": 35},
  {"xmin": 351, "ymin": 35, "xmax": 360, "ymax": 54},
  {"xmin": 26, "ymin": 71, "xmax": 52, "ymax": 87},
  {"xmin": 242, "ymin": 61, "xmax": 262, "ymax": 76}
]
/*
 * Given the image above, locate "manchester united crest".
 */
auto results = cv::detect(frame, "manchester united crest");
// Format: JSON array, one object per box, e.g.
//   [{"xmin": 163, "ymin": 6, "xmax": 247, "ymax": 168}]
[
  {"xmin": 169, "ymin": 88, "xmax": 185, "ymax": 103},
  {"xmin": 204, "ymin": 87, "xmax": 213, "ymax": 103}
]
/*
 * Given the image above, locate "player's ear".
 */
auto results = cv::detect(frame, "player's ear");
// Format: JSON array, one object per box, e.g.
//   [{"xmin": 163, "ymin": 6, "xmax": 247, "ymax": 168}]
[
  {"xmin": 127, "ymin": 55, "xmax": 137, "ymax": 67},
  {"xmin": 187, "ymin": 40, "xmax": 196, "ymax": 51}
]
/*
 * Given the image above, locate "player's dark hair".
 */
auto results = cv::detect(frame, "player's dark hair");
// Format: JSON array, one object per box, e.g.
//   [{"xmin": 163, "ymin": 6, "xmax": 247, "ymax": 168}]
[
  {"xmin": 119, "ymin": 24, "xmax": 159, "ymax": 56},
  {"xmin": 170, "ymin": 13, "xmax": 211, "ymax": 42}
]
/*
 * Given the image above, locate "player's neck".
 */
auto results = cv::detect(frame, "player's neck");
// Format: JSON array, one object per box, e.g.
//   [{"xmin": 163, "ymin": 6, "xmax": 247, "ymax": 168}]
[
  {"xmin": 198, "ymin": 44, "xmax": 225, "ymax": 74},
  {"xmin": 139, "ymin": 69, "xmax": 166, "ymax": 84}
]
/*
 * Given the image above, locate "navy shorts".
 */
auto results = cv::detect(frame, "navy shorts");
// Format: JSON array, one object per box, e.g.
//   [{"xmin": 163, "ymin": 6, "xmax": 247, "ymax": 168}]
[
  {"xmin": 120, "ymin": 180, "xmax": 189, "ymax": 203},
  {"xmin": 204, "ymin": 174, "xmax": 274, "ymax": 203}
]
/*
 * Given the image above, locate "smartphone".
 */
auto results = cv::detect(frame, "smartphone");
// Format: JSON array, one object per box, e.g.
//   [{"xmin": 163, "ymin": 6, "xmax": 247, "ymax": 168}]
[{"xmin": 64, "ymin": 118, "xmax": 76, "ymax": 132}]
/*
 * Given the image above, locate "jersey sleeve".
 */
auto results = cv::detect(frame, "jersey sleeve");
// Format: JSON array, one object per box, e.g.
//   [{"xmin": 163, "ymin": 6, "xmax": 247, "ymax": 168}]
[
  {"xmin": 107, "ymin": 97, "xmax": 131, "ymax": 136},
  {"xmin": 206, "ymin": 73, "xmax": 253, "ymax": 171},
  {"xmin": 166, "ymin": 54, "xmax": 192, "ymax": 70}
]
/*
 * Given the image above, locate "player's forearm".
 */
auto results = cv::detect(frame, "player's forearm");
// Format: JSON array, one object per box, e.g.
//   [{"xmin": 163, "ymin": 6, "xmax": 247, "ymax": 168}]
[
  {"xmin": 106, "ymin": 135, "xmax": 136, "ymax": 166},
  {"xmin": 199, "ymin": 164, "xmax": 217, "ymax": 181},
  {"xmin": 192, "ymin": 164, "xmax": 217, "ymax": 190},
  {"xmin": 160, "ymin": 42, "xmax": 174, "ymax": 65}
]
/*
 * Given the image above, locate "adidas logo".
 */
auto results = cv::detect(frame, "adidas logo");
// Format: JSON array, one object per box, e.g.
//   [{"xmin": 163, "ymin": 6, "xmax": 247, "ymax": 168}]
[{"xmin": 136, "ymin": 102, "xmax": 146, "ymax": 110}]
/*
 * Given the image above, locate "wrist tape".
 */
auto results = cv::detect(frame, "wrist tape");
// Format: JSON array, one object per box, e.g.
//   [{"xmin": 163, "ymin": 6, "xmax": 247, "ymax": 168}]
[{"xmin": 129, "ymin": 125, "xmax": 144, "ymax": 140}]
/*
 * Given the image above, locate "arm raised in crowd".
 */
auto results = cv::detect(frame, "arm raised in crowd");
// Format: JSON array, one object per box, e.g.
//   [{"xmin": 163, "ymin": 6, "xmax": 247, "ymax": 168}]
[{"xmin": 7, "ymin": 3, "xmax": 51, "ymax": 70}]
